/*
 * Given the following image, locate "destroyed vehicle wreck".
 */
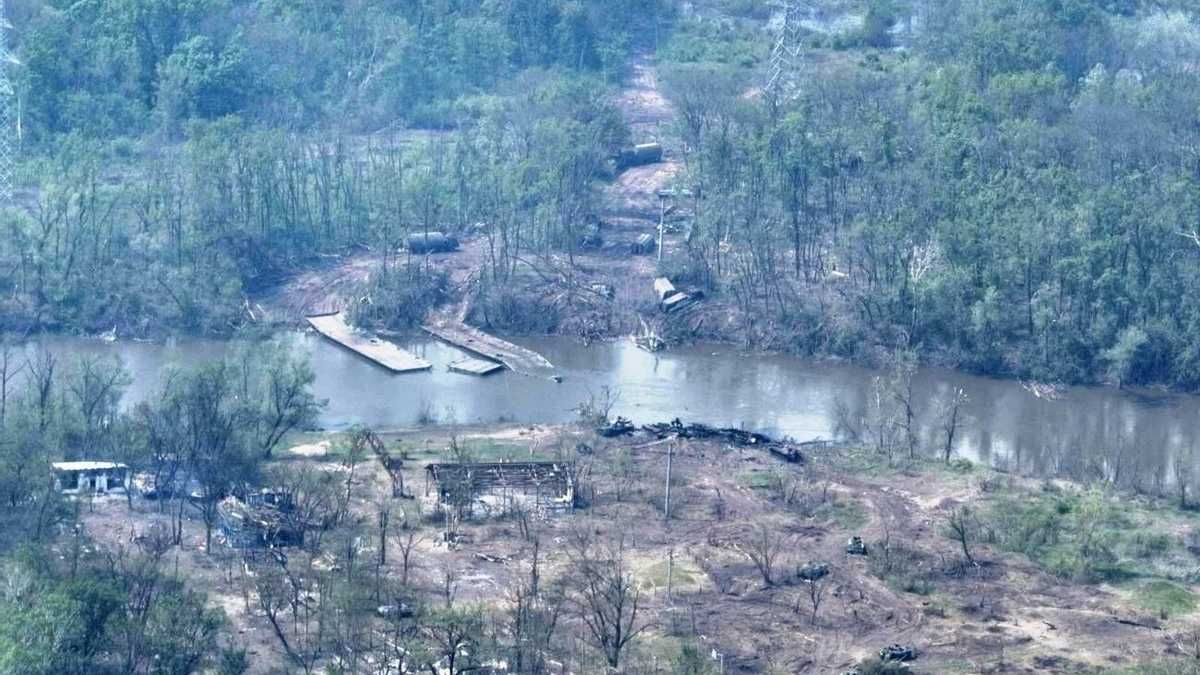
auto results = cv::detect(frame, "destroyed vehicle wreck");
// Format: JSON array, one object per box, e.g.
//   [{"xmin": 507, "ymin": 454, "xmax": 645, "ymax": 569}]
[
  {"xmin": 597, "ymin": 417, "xmax": 811, "ymax": 463},
  {"xmin": 218, "ymin": 495, "xmax": 305, "ymax": 549},
  {"xmin": 406, "ymin": 231, "xmax": 459, "ymax": 254},
  {"xmin": 425, "ymin": 461, "xmax": 576, "ymax": 517}
]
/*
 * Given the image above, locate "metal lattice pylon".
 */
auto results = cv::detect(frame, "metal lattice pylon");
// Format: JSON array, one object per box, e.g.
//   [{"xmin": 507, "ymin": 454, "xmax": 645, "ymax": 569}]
[
  {"xmin": 765, "ymin": 1, "xmax": 806, "ymax": 100},
  {"xmin": 0, "ymin": 0, "xmax": 14, "ymax": 210}
]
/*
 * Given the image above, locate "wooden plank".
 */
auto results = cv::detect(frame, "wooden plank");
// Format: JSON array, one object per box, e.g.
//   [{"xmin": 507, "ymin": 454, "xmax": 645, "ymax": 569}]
[
  {"xmin": 307, "ymin": 313, "xmax": 432, "ymax": 373},
  {"xmin": 448, "ymin": 358, "xmax": 504, "ymax": 376},
  {"xmin": 422, "ymin": 320, "xmax": 558, "ymax": 380}
]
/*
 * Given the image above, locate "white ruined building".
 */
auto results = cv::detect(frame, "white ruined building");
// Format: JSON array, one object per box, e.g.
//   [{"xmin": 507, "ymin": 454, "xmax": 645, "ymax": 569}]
[{"xmin": 51, "ymin": 461, "xmax": 131, "ymax": 495}]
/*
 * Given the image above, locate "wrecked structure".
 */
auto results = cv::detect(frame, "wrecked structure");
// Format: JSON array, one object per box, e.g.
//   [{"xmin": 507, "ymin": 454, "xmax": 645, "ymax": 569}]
[
  {"xmin": 597, "ymin": 417, "xmax": 811, "ymax": 463},
  {"xmin": 218, "ymin": 494, "xmax": 304, "ymax": 549},
  {"xmin": 425, "ymin": 461, "xmax": 575, "ymax": 517},
  {"xmin": 631, "ymin": 233, "xmax": 656, "ymax": 255},
  {"xmin": 653, "ymin": 277, "xmax": 699, "ymax": 313},
  {"xmin": 52, "ymin": 461, "xmax": 131, "ymax": 496}
]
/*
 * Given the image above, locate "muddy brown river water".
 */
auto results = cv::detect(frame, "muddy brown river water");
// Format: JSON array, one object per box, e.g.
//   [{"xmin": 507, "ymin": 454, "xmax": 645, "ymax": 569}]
[{"xmin": 45, "ymin": 332, "xmax": 1200, "ymax": 484}]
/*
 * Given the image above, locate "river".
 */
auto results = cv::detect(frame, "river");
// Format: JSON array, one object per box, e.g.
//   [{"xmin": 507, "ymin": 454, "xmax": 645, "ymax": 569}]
[{"xmin": 44, "ymin": 332, "xmax": 1200, "ymax": 486}]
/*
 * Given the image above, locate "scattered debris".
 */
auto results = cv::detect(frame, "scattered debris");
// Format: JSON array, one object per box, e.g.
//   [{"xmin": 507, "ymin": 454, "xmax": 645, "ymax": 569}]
[
  {"xmin": 846, "ymin": 536, "xmax": 868, "ymax": 556},
  {"xmin": 1113, "ymin": 616, "xmax": 1162, "ymax": 631},
  {"xmin": 448, "ymin": 357, "xmax": 505, "ymax": 376},
  {"xmin": 597, "ymin": 417, "xmax": 637, "ymax": 438},
  {"xmin": 633, "ymin": 333, "xmax": 666, "ymax": 352},
  {"xmin": 589, "ymin": 283, "xmax": 615, "ymax": 300},
  {"xmin": 1021, "ymin": 380, "xmax": 1064, "ymax": 400},
  {"xmin": 879, "ymin": 644, "xmax": 917, "ymax": 662},
  {"xmin": 633, "ymin": 315, "xmax": 666, "ymax": 352},
  {"xmin": 653, "ymin": 277, "xmax": 677, "ymax": 301},
  {"xmin": 641, "ymin": 418, "xmax": 804, "ymax": 463},
  {"xmin": 631, "ymin": 233, "xmax": 657, "ymax": 255},
  {"xmin": 375, "ymin": 603, "xmax": 415, "ymax": 619},
  {"xmin": 662, "ymin": 291, "xmax": 697, "ymax": 313},
  {"xmin": 797, "ymin": 562, "xmax": 830, "ymax": 582},
  {"xmin": 218, "ymin": 495, "xmax": 304, "ymax": 549},
  {"xmin": 652, "ymin": 276, "xmax": 699, "ymax": 313},
  {"xmin": 577, "ymin": 230, "xmax": 604, "ymax": 250}
]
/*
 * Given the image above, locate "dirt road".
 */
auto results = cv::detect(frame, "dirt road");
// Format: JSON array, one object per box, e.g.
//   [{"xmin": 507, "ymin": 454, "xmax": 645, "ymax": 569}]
[{"xmin": 604, "ymin": 54, "xmax": 684, "ymax": 221}]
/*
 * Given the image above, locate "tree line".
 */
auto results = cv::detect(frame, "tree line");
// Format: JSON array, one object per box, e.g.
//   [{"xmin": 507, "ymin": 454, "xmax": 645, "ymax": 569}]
[
  {"xmin": 13, "ymin": 0, "xmax": 667, "ymax": 142},
  {"xmin": 658, "ymin": 0, "xmax": 1200, "ymax": 388}
]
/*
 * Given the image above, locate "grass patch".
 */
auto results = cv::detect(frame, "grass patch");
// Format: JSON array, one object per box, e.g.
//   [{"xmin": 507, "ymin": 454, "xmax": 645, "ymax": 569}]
[
  {"xmin": 736, "ymin": 469, "xmax": 775, "ymax": 490},
  {"xmin": 1105, "ymin": 663, "xmax": 1200, "ymax": 675},
  {"xmin": 659, "ymin": 17, "xmax": 767, "ymax": 68},
  {"xmin": 980, "ymin": 488, "xmax": 1174, "ymax": 583},
  {"xmin": 1135, "ymin": 580, "xmax": 1197, "ymax": 618},
  {"xmin": 638, "ymin": 559, "xmax": 700, "ymax": 592},
  {"xmin": 825, "ymin": 497, "xmax": 868, "ymax": 530},
  {"xmin": 410, "ymin": 439, "xmax": 548, "ymax": 462}
]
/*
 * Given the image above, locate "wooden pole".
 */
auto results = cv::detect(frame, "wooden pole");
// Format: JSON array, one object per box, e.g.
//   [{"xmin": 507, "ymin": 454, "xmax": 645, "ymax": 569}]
[
  {"xmin": 658, "ymin": 196, "xmax": 666, "ymax": 263},
  {"xmin": 666, "ymin": 547, "xmax": 674, "ymax": 601},
  {"xmin": 663, "ymin": 440, "xmax": 673, "ymax": 520}
]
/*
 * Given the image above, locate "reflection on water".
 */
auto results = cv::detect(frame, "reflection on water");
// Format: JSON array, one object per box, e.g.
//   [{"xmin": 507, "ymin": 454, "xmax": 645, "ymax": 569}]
[{"xmin": 40, "ymin": 332, "xmax": 1200, "ymax": 486}]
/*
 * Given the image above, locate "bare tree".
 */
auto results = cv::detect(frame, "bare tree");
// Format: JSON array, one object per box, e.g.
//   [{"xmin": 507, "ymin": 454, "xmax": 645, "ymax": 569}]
[
  {"xmin": 887, "ymin": 348, "xmax": 920, "ymax": 459},
  {"xmin": 737, "ymin": 523, "xmax": 788, "ymax": 586},
  {"xmin": 1176, "ymin": 444, "xmax": 1195, "ymax": 510},
  {"xmin": 936, "ymin": 386, "xmax": 969, "ymax": 463},
  {"xmin": 568, "ymin": 531, "xmax": 647, "ymax": 670},
  {"xmin": 26, "ymin": 348, "xmax": 56, "ymax": 433},
  {"xmin": 864, "ymin": 376, "xmax": 900, "ymax": 461},
  {"xmin": 419, "ymin": 605, "xmax": 492, "ymax": 675},
  {"xmin": 946, "ymin": 505, "xmax": 977, "ymax": 568},
  {"xmin": 0, "ymin": 340, "xmax": 26, "ymax": 427},
  {"xmin": 67, "ymin": 354, "xmax": 131, "ymax": 455},
  {"xmin": 508, "ymin": 540, "xmax": 563, "ymax": 674},
  {"xmin": 397, "ymin": 530, "xmax": 423, "ymax": 587},
  {"xmin": 796, "ymin": 573, "xmax": 828, "ymax": 626},
  {"xmin": 252, "ymin": 348, "xmax": 322, "ymax": 459}
]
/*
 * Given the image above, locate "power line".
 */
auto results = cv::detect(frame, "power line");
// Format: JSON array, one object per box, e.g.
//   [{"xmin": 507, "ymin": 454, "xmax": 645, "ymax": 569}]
[
  {"xmin": 764, "ymin": 1, "xmax": 805, "ymax": 100},
  {"xmin": 0, "ymin": 0, "xmax": 14, "ymax": 210}
]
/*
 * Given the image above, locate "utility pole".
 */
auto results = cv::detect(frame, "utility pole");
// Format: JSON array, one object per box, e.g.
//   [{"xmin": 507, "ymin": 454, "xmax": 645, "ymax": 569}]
[
  {"xmin": 0, "ymin": 0, "xmax": 15, "ymax": 210},
  {"xmin": 663, "ymin": 439, "xmax": 674, "ymax": 520}
]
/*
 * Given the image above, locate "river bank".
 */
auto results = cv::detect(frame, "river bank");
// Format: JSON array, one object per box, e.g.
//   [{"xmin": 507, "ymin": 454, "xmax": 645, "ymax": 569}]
[
  {"xmin": 36, "ymin": 328, "xmax": 1200, "ymax": 506},
  {"xmin": 78, "ymin": 420, "xmax": 1200, "ymax": 673}
]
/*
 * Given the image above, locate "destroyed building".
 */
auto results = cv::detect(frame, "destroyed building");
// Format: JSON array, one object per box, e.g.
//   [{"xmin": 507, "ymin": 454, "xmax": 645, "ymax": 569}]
[
  {"xmin": 52, "ymin": 461, "xmax": 131, "ymax": 496},
  {"xmin": 218, "ymin": 494, "xmax": 304, "ymax": 549},
  {"xmin": 425, "ymin": 461, "xmax": 575, "ymax": 517},
  {"xmin": 631, "ymin": 233, "xmax": 656, "ymax": 255}
]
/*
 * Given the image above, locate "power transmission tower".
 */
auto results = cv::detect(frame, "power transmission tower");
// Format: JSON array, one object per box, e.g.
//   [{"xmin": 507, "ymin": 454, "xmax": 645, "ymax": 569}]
[
  {"xmin": 0, "ymin": 0, "xmax": 15, "ymax": 210},
  {"xmin": 764, "ymin": 1, "xmax": 805, "ymax": 101}
]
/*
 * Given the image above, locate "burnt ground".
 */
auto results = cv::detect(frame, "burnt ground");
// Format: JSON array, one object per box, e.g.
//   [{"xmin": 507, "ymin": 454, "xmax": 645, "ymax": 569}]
[{"xmin": 77, "ymin": 424, "xmax": 1200, "ymax": 674}]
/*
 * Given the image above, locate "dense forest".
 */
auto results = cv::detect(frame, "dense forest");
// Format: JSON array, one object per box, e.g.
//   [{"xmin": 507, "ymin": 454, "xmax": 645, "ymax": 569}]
[
  {"xmin": 2, "ymin": 0, "xmax": 1199, "ymax": 389},
  {"xmin": 664, "ymin": 0, "xmax": 1200, "ymax": 390}
]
